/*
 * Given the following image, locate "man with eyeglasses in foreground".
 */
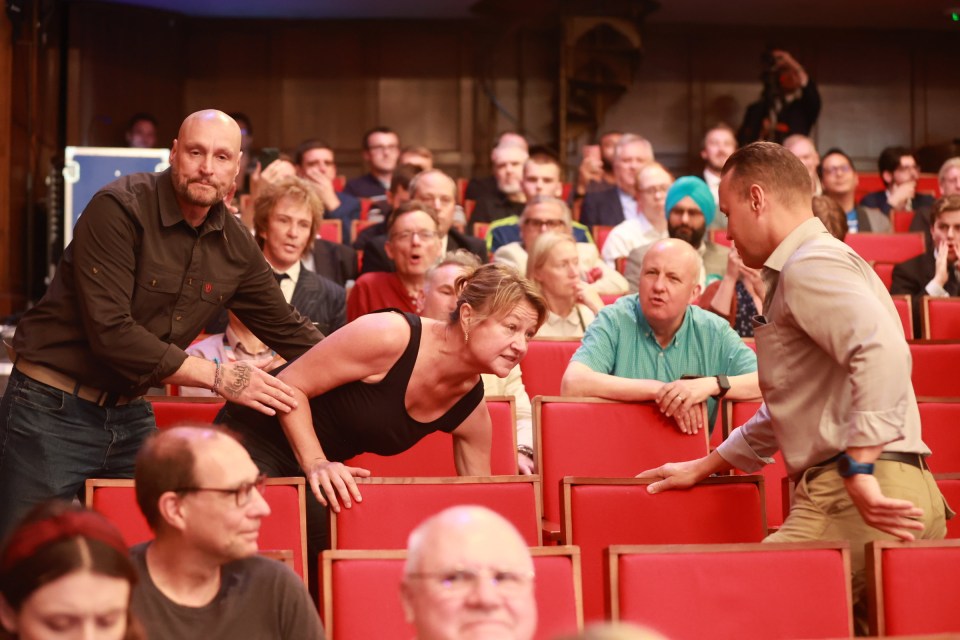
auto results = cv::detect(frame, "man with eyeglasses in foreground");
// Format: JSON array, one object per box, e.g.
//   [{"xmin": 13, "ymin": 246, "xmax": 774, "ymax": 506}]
[
  {"xmin": 401, "ymin": 506, "xmax": 537, "ymax": 640},
  {"xmin": 495, "ymin": 196, "xmax": 628, "ymax": 295},
  {"xmin": 130, "ymin": 426, "xmax": 323, "ymax": 639}
]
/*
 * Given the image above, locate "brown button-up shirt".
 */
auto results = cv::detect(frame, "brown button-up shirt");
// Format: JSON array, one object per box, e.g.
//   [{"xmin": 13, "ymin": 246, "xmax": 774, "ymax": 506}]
[{"xmin": 14, "ymin": 169, "xmax": 322, "ymax": 396}]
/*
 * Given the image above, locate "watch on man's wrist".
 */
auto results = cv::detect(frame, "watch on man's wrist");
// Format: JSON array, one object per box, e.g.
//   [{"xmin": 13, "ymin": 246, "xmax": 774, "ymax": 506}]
[
  {"xmin": 837, "ymin": 453, "xmax": 875, "ymax": 478},
  {"xmin": 713, "ymin": 374, "xmax": 731, "ymax": 399}
]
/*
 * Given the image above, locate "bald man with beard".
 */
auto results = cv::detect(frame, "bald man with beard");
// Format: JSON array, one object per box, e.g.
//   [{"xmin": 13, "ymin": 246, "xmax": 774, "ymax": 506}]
[{"xmin": 0, "ymin": 109, "xmax": 321, "ymax": 538}]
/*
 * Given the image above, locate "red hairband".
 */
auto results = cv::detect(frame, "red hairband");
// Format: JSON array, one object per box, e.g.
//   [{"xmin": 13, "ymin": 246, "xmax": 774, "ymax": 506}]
[{"xmin": 0, "ymin": 510, "xmax": 129, "ymax": 573}]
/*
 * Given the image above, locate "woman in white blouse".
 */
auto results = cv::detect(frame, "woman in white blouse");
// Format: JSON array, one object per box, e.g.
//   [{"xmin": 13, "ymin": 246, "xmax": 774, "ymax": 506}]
[{"xmin": 527, "ymin": 232, "xmax": 604, "ymax": 338}]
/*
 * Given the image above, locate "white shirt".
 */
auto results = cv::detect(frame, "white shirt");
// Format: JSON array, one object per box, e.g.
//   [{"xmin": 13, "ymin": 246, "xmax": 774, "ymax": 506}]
[
  {"xmin": 273, "ymin": 260, "xmax": 301, "ymax": 304},
  {"xmin": 601, "ymin": 218, "xmax": 665, "ymax": 267},
  {"xmin": 617, "ymin": 188, "xmax": 640, "ymax": 222}
]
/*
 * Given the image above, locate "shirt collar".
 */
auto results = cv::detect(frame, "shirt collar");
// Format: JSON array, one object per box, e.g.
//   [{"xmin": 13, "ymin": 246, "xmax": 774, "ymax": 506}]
[
  {"xmin": 761, "ymin": 216, "xmax": 829, "ymax": 309},
  {"xmin": 275, "ymin": 259, "xmax": 302, "ymax": 286},
  {"xmin": 157, "ymin": 169, "xmax": 227, "ymax": 232}
]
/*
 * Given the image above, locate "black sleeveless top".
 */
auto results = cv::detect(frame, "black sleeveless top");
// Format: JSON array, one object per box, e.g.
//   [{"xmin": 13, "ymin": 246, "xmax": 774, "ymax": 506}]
[{"xmin": 221, "ymin": 311, "xmax": 485, "ymax": 462}]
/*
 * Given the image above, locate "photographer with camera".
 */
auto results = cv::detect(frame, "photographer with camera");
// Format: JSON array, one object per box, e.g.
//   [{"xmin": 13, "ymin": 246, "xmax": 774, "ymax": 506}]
[{"xmin": 737, "ymin": 49, "xmax": 821, "ymax": 146}]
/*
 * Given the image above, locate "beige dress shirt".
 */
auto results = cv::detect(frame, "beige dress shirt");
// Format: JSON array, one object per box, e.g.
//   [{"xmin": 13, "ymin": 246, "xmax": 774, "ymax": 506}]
[{"xmin": 717, "ymin": 217, "xmax": 929, "ymax": 480}]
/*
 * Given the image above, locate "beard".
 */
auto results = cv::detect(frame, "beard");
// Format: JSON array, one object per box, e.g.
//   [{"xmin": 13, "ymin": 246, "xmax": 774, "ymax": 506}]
[
  {"xmin": 172, "ymin": 169, "xmax": 227, "ymax": 208},
  {"xmin": 669, "ymin": 224, "xmax": 707, "ymax": 249}
]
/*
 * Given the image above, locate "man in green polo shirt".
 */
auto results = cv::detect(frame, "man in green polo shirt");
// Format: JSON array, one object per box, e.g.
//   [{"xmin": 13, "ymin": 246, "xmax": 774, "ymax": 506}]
[{"xmin": 561, "ymin": 238, "xmax": 759, "ymax": 435}]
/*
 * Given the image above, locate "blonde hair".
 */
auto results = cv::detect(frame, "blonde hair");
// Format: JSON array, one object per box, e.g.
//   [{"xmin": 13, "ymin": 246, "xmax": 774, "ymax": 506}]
[
  {"xmin": 253, "ymin": 175, "xmax": 323, "ymax": 253},
  {"xmin": 526, "ymin": 231, "xmax": 577, "ymax": 284},
  {"xmin": 451, "ymin": 263, "xmax": 547, "ymax": 330}
]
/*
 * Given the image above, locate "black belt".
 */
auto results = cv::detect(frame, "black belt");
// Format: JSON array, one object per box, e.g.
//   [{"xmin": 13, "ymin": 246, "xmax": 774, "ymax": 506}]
[{"xmin": 815, "ymin": 451, "xmax": 926, "ymax": 471}]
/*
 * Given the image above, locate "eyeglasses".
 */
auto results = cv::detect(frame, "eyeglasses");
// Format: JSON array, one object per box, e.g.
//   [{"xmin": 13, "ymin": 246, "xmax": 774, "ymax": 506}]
[
  {"xmin": 390, "ymin": 229, "xmax": 440, "ymax": 243},
  {"xmin": 406, "ymin": 568, "xmax": 535, "ymax": 598},
  {"xmin": 821, "ymin": 165, "xmax": 852, "ymax": 176},
  {"xmin": 175, "ymin": 473, "xmax": 267, "ymax": 507},
  {"xmin": 523, "ymin": 218, "xmax": 565, "ymax": 230},
  {"xmin": 638, "ymin": 185, "xmax": 669, "ymax": 196}
]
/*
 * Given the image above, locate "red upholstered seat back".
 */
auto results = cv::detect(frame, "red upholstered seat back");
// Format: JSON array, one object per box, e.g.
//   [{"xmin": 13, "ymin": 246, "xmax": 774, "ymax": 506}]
[
  {"xmin": 919, "ymin": 401, "xmax": 960, "ymax": 473},
  {"xmin": 536, "ymin": 399, "xmax": 709, "ymax": 525},
  {"xmin": 869, "ymin": 540, "xmax": 960, "ymax": 636},
  {"xmin": 345, "ymin": 398, "xmax": 517, "ymax": 475},
  {"xmin": 86, "ymin": 478, "xmax": 308, "ymax": 583},
  {"xmin": 910, "ymin": 341, "xmax": 960, "ymax": 397},
  {"xmin": 726, "ymin": 400, "xmax": 788, "ymax": 528},
  {"xmin": 322, "ymin": 548, "xmax": 583, "ymax": 640},
  {"xmin": 148, "ymin": 397, "xmax": 224, "ymax": 429},
  {"xmin": 890, "ymin": 294, "xmax": 913, "ymax": 338},
  {"xmin": 611, "ymin": 543, "xmax": 852, "ymax": 640},
  {"xmin": 520, "ymin": 340, "xmax": 580, "ymax": 400},
  {"xmin": 331, "ymin": 477, "xmax": 542, "ymax": 549},
  {"xmin": 874, "ymin": 262, "xmax": 896, "ymax": 291},
  {"xmin": 923, "ymin": 297, "xmax": 960, "ymax": 340},
  {"xmin": 845, "ymin": 232, "xmax": 925, "ymax": 263},
  {"xmin": 562, "ymin": 477, "xmax": 766, "ymax": 621}
]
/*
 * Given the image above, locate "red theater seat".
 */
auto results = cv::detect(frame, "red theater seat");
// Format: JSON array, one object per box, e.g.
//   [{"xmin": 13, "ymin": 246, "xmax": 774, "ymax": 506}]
[
  {"xmin": 345, "ymin": 397, "xmax": 517, "ymax": 475},
  {"xmin": 909, "ymin": 341, "xmax": 960, "ymax": 397},
  {"xmin": 935, "ymin": 474, "xmax": 960, "ymax": 539},
  {"xmin": 610, "ymin": 542, "xmax": 852, "ymax": 639},
  {"xmin": 535, "ymin": 398, "xmax": 709, "ymax": 532},
  {"xmin": 723, "ymin": 400, "xmax": 788, "ymax": 528},
  {"xmin": 890, "ymin": 293, "xmax": 913, "ymax": 338},
  {"xmin": 592, "ymin": 225, "xmax": 614, "ymax": 252},
  {"xmin": 922, "ymin": 296, "xmax": 960, "ymax": 340},
  {"xmin": 147, "ymin": 396, "xmax": 224, "ymax": 429},
  {"xmin": 845, "ymin": 232, "xmax": 925, "ymax": 264},
  {"xmin": 317, "ymin": 218, "xmax": 342, "ymax": 244},
  {"xmin": 321, "ymin": 546, "xmax": 583, "ymax": 640},
  {"xmin": 561, "ymin": 476, "xmax": 766, "ymax": 621},
  {"xmin": 329, "ymin": 476, "xmax": 542, "ymax": 549},
  {"xmin": 86, "ymin": 477, "xmax": 309, "ymax": 583},
  {"xmin": 867, "ymin": 539, "xmax": 960, "ymax": 636},
  {"xmin": 918, "ymin": 400, "xmax": 960, "ymax": 474},
  {"xmin": 520, "ymin": 339, "xmax": 580, "ymax": 399}
]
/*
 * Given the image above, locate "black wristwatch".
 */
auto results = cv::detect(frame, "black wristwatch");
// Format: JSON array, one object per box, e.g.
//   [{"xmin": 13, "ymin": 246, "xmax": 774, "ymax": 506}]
[
  {"xmin": 837, "ymin": 453, "xmax": 875, "ymax": 478},
  {"xmin": 713, "ymin": 374, "xmax": 731, "ymax": 399}
]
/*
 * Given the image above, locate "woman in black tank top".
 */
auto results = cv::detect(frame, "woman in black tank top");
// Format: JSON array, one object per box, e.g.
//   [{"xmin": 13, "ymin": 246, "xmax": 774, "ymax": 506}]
[{"xmin": 221, "ymin": 263, "xmax": 546, "ymax": 513}]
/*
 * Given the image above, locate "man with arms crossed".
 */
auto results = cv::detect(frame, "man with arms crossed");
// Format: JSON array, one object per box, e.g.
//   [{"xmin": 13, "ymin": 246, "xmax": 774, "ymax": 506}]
[
  {"xmin": 640, "ymin": 142, "xmax": 949, "ymax": 628},
  {"xmin": 0, "ymin": 109, "xmax": 322, "ymax": 538}
]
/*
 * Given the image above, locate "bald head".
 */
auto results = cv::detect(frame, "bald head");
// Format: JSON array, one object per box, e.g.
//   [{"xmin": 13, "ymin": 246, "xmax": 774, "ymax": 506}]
[
  {"xmin": 170, "ymin": 110, "xmax": 243, "ymax": 218},
  {"xmin": 642, "ymin": 239, "xmax": 700, "ymax": 282},
  {"xmin": 178, "ymin": 109, "xmax": 242, "ymax": 146},
  {"xmin": 402, "ymin": 506, "xmax": 537, "ymax": 640}
]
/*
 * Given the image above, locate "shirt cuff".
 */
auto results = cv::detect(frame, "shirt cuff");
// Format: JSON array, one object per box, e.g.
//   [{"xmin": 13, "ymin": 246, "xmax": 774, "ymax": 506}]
[
  {"xmin": 844, "ymin": 407, "xmax": 907, "ymax": 449},
  {"xmin": 925, "ymin": 280, "xmax": 949, "ymax": 297},
  {"xmin": 716, "ymin": 427, "xmax": 773, "ymax": 473}
]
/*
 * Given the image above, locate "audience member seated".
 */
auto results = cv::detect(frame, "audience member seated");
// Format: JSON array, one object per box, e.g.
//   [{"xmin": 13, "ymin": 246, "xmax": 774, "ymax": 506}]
[
  {"xmin": 218, "ymin": 265, "xmax": 546, "ymax": 591},
  {"xmin": 353, "ymin": 163, "xmax": 420, "ymax": 271},
  {"xmin": 625, "ymin": 176, "xmax": 729, "ymax": 293},
  {"xmin": 485, "ymin": 156, "xmax": 594, "ymax": 253},
  {"xmin": 399, "ymin": 146, "xmax": 434, "ymax": 172},
  {"xmin": 891, "ymin": 195, "xmax": 960, "ymax": 337},
  {"xmin": 701, "ymin": 123, "xmax": 737, "ymax": 217},
  {"xmin": 528, "ymin": 232, "xmax": 604, "ymax": 338},
  {"xmin": 182, "ymin": 312, "xmax": 280, "ymax": 397},
  {"xmin": 253, "ymin": 177, "xmax": 346, "ymax": 335},
  {"xmin": 465, "ymin": 131, "xmax": 529, "ymax": 204},
  {"xmin": 495, "ymin": 197, "xmax": 628, "ymax": 295},
  {"xmin": 131, "ymin": 427, "xmax": 322, "ymax": 640},
  {"xmin": 344, "ymin": 126, "xmax": 400, "ymax": 202},
  {"xmin": 811, "ymin": 194, "xmax": 850, "ymax": 241},
  {"xmin": 860, "ymin": 146, "xmax": 935, "ymax": 217},
  {"xmin": 910, "ymin": 156, "xmax": 960, "ymax": 236},
  {"xmin": 348, "ymin": 200, "xmax": 443, "ymax": 320},
  {"xmin": 470, "ymin": 141, "xmax": 530, "ymax": 224},
  {"xmin": 783, "ymin": 134, "xmax": 821, "ymax": 195},
  {"xmin": 696, "ymin": 244, "xmax": 765, "ymax": 338},
  {"xmin": 125, "ymin": 112, "xmax": 158, "ymax": 149},
  {"xmin": 580, "ymin": 134, "xmax": 654, "ymax": 228},
  {"xmin": 573, "ymin": 130, "xmax": 622, "ymax": 200},
  {"xmin": 294, "ymin": 139, "xmax": 361, "ymax": 238},
  {"xmin": 737, "ymin": 49, "xmax": 820, "ymax": 145},
  {"xmin": 359, "ymin": 169, "xmax": 487, "ymax": 275},
  {"xmin": 421, "ymin": 251, "xmax": 535, "ymax": 474},
  {"xmin": 601, "ymin": 162, "xmax": 672, "ymax": 267},
  {"xmin": 229, "ymin": 111, "xmax": 256, "ymax": 195},
  {"xmin": 562, "ymin": 239, "xmax": 759, "ymax": 434},
  {"xmin": 819, "ymin": 147, "xmax": 890, "ymax": 233},
  {"xmin": 401, "ymin": 506, "xmax": 537, "ymax": 640},
  {"xmin": 0, "ymin": 501, "xmax": 145, "ymax": 640}
]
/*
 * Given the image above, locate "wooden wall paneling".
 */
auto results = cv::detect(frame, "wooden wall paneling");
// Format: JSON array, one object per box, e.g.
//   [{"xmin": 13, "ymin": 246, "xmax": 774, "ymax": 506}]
[{"xmin": 0, "ymin": 11, "xmax": 13, "ymax": 313}]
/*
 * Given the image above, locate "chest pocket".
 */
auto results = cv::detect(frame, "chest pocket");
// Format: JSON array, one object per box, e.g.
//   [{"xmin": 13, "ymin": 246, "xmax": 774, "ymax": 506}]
[
  {"xmin": 200, "ymin": 280, "xmax": 237, "ymax": 305},
  {"xmin": 134, "ymin": 266, "xmax": 181, "ymax": 296},
  {"xmin": 753, "ymin": 320, "xmax": 790, "ymax": 393}
]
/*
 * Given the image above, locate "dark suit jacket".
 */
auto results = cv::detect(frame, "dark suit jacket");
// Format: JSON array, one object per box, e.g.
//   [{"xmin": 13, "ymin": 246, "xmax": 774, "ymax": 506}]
[
  {"xmin": 359, "ymin": 228, "xmax": 488, "ymax": 275},
  {"xmin": 579, "ymin": 188, "xmax": 626, "ymax": 228},
  {"xmin": 891, "ymin": 252, "xmax": 960, "ymax": 338},
  {"xmin": 310, "ymin": 239, "xmax": 358, "ymax": 286},
  {"xmin": 291, "ymin": 267, "xmax": 347, "ymax": 337},
  {"xmin": 343, "ymin": 173, "xmax": 387, "ymax": 200},
  {"xmin": 860, "ymin": 191, "xmax": 935, "ymax": 217},
  {"xmin": 470, "ymin": 191, "xmax": 525, "ymax": 225}
]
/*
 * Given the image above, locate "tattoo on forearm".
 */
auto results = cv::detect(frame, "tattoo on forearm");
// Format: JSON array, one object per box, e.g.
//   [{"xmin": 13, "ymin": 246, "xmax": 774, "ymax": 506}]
[{"xmin": 226, "ymin": 363, "xmax": 252, "ymax": 398}]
